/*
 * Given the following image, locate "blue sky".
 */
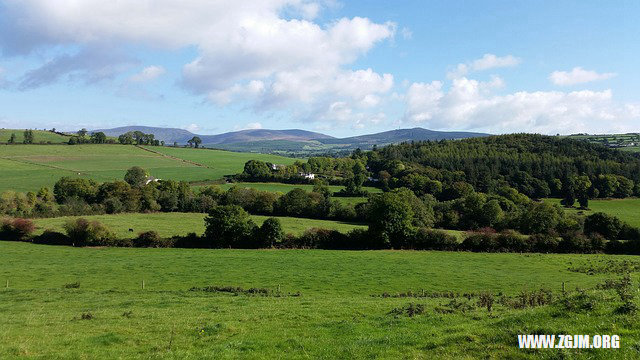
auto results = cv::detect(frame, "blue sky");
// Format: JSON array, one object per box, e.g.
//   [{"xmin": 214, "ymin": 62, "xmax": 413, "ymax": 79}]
[{"xmin": 0, "ymin": 0, "xmax": 638, "ymax": 137}]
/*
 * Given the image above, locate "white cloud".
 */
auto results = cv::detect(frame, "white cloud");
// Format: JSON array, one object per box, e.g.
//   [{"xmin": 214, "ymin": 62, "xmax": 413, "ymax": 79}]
[
  {"xmin": 129, "ymin": 65, "xmax": 166, "ymax": 83},
  {"xmin": 236, "ymin": 122, "xmax": 263, "ymax": 130},
  {"xmin": 404, "ymin": 77, "xmax": 640, "ymax": 134},
  {"xmin": 0, "ymin": 0, "xmax": 396, "ymax": 128},
  {"xmin": 183, "ymin": 123, "xmax": 200, "ymax": 133},
  {"xmin": 549, "ymin": 67, "xmax": 617, "ymax": 86},
  {"xmin": 448, "ymin": 54, "xmax": 521, "ymax": 78}
]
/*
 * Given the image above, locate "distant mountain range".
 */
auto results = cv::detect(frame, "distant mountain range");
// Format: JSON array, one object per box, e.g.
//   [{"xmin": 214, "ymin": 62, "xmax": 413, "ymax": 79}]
[{"xmin": 94, "ymin": 126, "xmax": 490, "ymax": 155}]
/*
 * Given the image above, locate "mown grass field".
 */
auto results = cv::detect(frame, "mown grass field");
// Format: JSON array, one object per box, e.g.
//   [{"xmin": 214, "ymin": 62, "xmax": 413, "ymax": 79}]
[
  {"xmin": 1, "ymin": 241, "xmax": 639, "ymax": 358},
  {"xmin": 32, "ymin": 212, "xmax": 368, "ymax": 238},
  {"xmin": 0, "ymin": 129, "xmax": 70, "ymax": 144},
  {"xmin": 544, "ymin": 198, "xmax": 640, "ymax": 227},
  {"xmin": 0, "ymin": 145, "xmax": 296, "ymax": 193}
]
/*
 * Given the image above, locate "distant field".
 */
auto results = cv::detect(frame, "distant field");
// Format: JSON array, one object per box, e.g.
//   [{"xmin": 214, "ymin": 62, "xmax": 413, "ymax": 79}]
[
  {"xmin": 141, "ymin": 146, "xmax": 298, "ymax": 178},
  {"xmin": 1, "ymin": 241, "xmax": 638, "ymax": 358},
  {"xmin": 0, "ymin": 145, "xmax": 299, "ymax": 193},
  {"xmin": 567, "ymin": 133, "xmax": 640, "ymax": 153},
  {"xmin": 544, "ymin": 198, "xmax": 640, "ymax": 227},
  {"xmin": 33, "ymin": 212, "xmax": 367, "ymax": 238},
  {"xmin": 0, "ymin": 129, "xmax": 70, "ymax": 144}
]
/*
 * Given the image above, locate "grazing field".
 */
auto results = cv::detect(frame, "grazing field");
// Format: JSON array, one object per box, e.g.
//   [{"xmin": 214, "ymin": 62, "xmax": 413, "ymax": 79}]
[
  {"xmin": 1, "ymin": 241, "xmax": 638, "ymax": 358},
  {"xmin": 567, "ymin": 133, "xmax": 640, "ymax": 153},
  {"xmin": 0, "ymin": 145, "xmax": 296, "ymax": 193},
  {"xmin": 33, "ymin": 212, "xmax": 367, "ymax": 238},
  {"xmin": 0, "ymin": 129, "xmax": 70, "ymax": 144},
  {"xmin": 544, "ymin": 198, "xmax": 640, "ymax": 227},
  {"xmin": 141, "ymin": 146, "xmax": 299, "ymax": 178}
]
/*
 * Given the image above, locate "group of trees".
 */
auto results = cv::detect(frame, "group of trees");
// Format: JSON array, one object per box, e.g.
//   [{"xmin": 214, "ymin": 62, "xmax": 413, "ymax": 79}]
[
  {"xmin": 238, "ymin": 156, "xmax": 370, "ymax": 196},
  {"xmin": 6, "ymin": 130, "xmax": 34, "ymax": 144},
  {"xmin": 67, "ymin": 129, "xmax": 113, "ymax": 145},
  {"xmin": 117, "ymin": 131, "xmax": 162, "ymax": 146}
]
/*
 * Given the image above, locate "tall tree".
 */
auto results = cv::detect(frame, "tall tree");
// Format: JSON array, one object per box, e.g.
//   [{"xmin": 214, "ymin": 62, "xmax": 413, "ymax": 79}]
[
  {"xmin": 124, "ymin": 166, "xmax": 149, "ymax": 188},
  {"xmin": 22, "ymin": 129, "xmax": 34, "ymax": 144}
]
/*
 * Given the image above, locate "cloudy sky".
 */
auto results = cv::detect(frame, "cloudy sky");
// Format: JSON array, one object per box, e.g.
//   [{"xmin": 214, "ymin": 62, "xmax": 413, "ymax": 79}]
[{"xmin": 0, "ymin": 0, "xmax": 638, "ymax": 136}]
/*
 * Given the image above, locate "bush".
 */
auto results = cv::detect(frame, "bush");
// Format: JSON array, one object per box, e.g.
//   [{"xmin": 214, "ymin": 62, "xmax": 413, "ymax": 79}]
[
  {"xmin": 461, "ymin": 232, "xmax": 498, "ymax": 252},
  {"xmin": 496, "ymin": 231, "xmax": 531, "ymax": 253},
  {"xmin": 256, "ymin": 217, "xmax": 284, "ymax": 248},
  {"xmin": 133, "ymin": 231, "xmax": 175, "ymax": 248},
  {"xmin": 32, "ymin": 230, "xmax": 72, "ymax": 246},
  {"xmin": 204, "ymin": 205, "xmax": 257, "ymax": 248},
  {"xmin": 558, "ymin": 233, "xmax": 594, "ymax": 253},
  {"xmin": 103, "ymin": 197, "xmax": 124, "ymax": 214},
  {"xmin": 410, "ymin": 228, "xmax": 458, "ymax": 250},
  {"xmin": 530, "ymin": 233, "xmax": 560, "ymax": 253},
  {"xmin": 584, "ymin": 212, "xmax": 623, "ymax": 240},
  {"xmin": 172, "ymin": 232, "xmax": 201, "ymax": 248},
  {"xmin": 0, "ymin": 217, "xmax": 35, "ymax": 241},
  {"xmin": 63, "ymin": 218, "xmax": 116, "ymax": 247}
]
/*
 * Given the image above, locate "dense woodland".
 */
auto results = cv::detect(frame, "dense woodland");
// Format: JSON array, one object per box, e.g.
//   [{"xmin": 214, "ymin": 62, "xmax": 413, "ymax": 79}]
[{"xmin": 2, "ymin": 134, "xmax": 640, "ymax": 254}]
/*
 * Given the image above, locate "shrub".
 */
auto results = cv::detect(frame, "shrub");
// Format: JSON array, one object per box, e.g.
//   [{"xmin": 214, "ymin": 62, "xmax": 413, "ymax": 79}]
[
  {"xmin": 63, "ymin": 218, "xmax": 116, "ymax": 247},
  {"xmin": 496, "ymin": 230, "xmax": 531, "ymax": 253},
  {"xmin": 204, "ymin": 205, "xmax": 257, "ymax": 248},
  {"xmin": 584, "ymin": 212, "xmax": 623, "ymax": 240},
  {"xmin": 0, "ymin": 218, "xmax": 35, "ymax": 241},
  {"xmin": 530, "ymin": 233, "xmax": 560, "ymax": 253},
  {"xmin": 558, "ymin": 233, "xmax": 594, "ymax": 253},
  {"xmin": 411, "ymin": 228, "xmax": 458, "ymax": 250},
  {"xmin": 256, "ymin": 217, "xmax": 284, "ymax": 248},
  {"xmin": 344, "ymin": 228, "xmax": 377, "ymax": 250},
  {"xmin": 295, "ymin": 228, "xmax": 343, "ymax": 249},
  {"xmin": 103, "ymin": 197, "xmax": 124, "ymax": 214},
  {"xmin": 461, "ymin": 232, "xmax": 498, "ymax": 252},
  {"xmin": 133, "ymin": 231, "xmax": 175, "ymax": 248},
  {"xmin": 32, "ymin": 230, "xmax": 72, "ymax": 246},
  {"xmin": 172, "ymin": 232, "xmax": 202, "ymax": 248}
]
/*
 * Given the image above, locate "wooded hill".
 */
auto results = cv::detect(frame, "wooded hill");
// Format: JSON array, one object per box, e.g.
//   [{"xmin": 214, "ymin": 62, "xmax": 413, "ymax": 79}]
[{"xmin": 369, "ymin": 134, "xmax": 640, "ymax": 199}]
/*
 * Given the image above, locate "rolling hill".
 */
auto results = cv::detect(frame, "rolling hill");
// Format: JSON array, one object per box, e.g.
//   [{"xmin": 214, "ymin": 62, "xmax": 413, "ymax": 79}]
[{"xmin": 94, "ymin": 126, "xmax": 489, "ymax": 154}]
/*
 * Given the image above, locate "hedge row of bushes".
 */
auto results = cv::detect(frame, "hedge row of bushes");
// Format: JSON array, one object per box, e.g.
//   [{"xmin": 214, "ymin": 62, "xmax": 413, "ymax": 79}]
[{"xmin": 4, "ymin": 216, "xmax": 640, "ymax": 254}]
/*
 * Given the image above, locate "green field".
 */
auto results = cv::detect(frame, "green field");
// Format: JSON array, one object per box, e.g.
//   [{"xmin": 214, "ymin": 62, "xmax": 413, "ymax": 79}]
[
  {"xmin": 0, "ymin": 129, "xmax": 70, "ymax": 144},
  {"xmin": 567, "ymin": 133, "xmax": 640, "ymax": 153},
  {"xmin": 0, "ymin": 145, "xmax": 296, "ymax": 193},
  {"xmin": 141, "ymin": 146, "xmax": 299, "ymax": 177},
  {"xmin": 1, "ymin": 241, "xmax": 638, "ymax": 358},
  {"xmin": 544, "ymin": 198, "xmax": 640, "ymax": 227},
  {"xmin": 33, "ymin": 212, "xmax": 367, "ymax": 238}
]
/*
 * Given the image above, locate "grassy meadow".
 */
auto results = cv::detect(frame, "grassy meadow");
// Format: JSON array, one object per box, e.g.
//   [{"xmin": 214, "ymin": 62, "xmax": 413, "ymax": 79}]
[
  {"xmin": 33, "ymin": 212, "xmax": 367, "ymax": 238},
  {"xmin": 1, "ymin": 241, "xmax": 639, "ymax": 358},
  {"xmin": 141, "ymin": 146, "xmax": 298, "ymax": 177},
  {"xmin": 0, "ymin": 129, "xmax": 70, "ymax": 144},
  {"xmin": 0, "ymin": 145, "xmax": 295, "ymax": 193},
  {"xmin": 544, "ymin": 198, "xmax": 640, "ymax": 227}
]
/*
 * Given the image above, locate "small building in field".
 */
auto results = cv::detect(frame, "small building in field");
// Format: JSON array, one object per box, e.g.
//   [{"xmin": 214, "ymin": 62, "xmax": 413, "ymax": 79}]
[{"xmin": 145, "ymin": 177, "xmax": 161, "ymax": 185}]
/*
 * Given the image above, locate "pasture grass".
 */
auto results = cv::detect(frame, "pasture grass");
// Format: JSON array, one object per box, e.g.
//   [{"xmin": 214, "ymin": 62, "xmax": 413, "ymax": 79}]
[
  {"xmin": 1, "ymin": 241, "xmax": 639, "ymax": 358},
  {"xmin": 141, "ymin": 146, "xmax": 299, "ymax": 179},
  {"xmin": 0, "ymin": 145, "xmax": 298, "ymax": 193},
  {"xmin": 33, "ymin": 212, "xmax": 367, "ymax": 238},
  {"xmin": 0, "ymin": 129, "xmax": 70, "ymax": 144},
  {"xmin": 545, "ymin": 198, "xmax": 640, "ymax": 227}
]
